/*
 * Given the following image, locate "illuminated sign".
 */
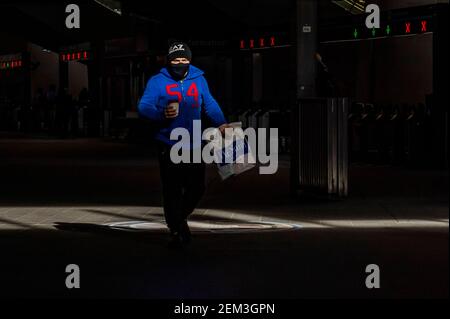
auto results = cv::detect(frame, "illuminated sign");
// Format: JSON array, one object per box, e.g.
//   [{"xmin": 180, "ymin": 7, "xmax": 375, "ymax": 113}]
[
  {"xmin": 59, "ymin": 42, "xmax": 91, "ymax": 62},
  {"xmin": 0, "ymin": 54, "xmax": 23, "ymax": 70},
  {"xmin": 405, "ymin": 22, "xmax": 411, "ymax": 33},
  {"xmin": 420, "ymin": 20, "xmax": 427, "ymax": 32},
  {"xmin": 346, "ymin": 18, "xmax": 431, "ymax": 41},
  {"xmin": 0, "ymin": 60, "xmax": 22, "ymax": 70},
  {"xmin": 321, "ymin": 5, "xmax": 437, "ymax": 43},
  {"xmin": 60, "ymin": 50, "xmax": 90, "ymax": 62},
  {"xmin": 239, "ymin": 35, "xmax": 288, "ymax": 50}
]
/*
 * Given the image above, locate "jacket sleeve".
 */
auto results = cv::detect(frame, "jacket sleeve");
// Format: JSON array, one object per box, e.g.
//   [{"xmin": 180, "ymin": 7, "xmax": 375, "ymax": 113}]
[
  {"xmin": 138, "ymin": 77, "xmax": 165, "ymax": 121},
  {"xmin": 200, "ymin": 76, "xmax": 227, "ymax": 127}
]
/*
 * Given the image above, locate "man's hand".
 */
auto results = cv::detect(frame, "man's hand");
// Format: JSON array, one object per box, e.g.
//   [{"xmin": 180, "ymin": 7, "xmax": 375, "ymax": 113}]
[
  {"xmin": 164, "ymin": 103, "xmax": 179, "ymax": 119},
  {"xmin": 218, "ymin": 123, "xmax": 232, "ymax": 136}
]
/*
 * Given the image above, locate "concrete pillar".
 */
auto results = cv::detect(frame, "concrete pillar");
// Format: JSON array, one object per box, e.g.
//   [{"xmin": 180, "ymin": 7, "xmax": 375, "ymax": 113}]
[
  {"xmin": 295, "ymin": 0, "xmax": 318, "ymax": 98},
  {"xmin": 290, "ymin": 0, "xmax": 319, "ymax": 195}
]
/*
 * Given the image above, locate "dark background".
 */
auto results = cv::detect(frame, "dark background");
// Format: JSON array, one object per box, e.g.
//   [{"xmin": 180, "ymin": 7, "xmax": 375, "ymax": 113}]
[{"xmin": 0, "ymin": 0, "xmax": 448, "ymax": 299}]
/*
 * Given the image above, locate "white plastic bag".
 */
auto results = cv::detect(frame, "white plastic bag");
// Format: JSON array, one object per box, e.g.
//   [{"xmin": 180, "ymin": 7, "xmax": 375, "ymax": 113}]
[{"xmin": 208, "ymin": 122, "xmax": 256, "ymax": 180}]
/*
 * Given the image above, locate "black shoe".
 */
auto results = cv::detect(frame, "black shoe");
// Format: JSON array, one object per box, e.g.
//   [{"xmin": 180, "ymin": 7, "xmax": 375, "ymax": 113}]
[
  {"xmin": 168, "ymin": 231, "xmax": 184, "ymax": 250},
  {"xmin": 179, "ymin": 220, "xmax": 191, "ymax": 244}
]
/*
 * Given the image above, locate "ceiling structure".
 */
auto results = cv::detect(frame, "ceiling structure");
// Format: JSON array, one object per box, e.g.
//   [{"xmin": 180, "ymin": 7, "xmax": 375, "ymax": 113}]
[{"xmin": 0, "ymin": 0, "xmax": 446, "ymax": 55}]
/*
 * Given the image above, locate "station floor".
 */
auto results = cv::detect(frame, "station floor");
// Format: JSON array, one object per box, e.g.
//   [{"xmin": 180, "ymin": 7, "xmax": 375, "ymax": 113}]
[{"xmin": 0, "ymin": 135, "xmax": 448, "ymax": 298}]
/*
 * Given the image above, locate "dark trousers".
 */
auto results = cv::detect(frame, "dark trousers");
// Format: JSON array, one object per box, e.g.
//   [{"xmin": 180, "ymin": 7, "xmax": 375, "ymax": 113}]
[{"xmin": 157, "ymin": 142, "xmax": 206, "ymax": 232}]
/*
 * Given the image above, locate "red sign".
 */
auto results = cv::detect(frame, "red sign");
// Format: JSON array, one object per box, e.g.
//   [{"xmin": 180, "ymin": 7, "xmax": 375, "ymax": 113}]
[
  {"xmin": 0, "ymin": 60, "xmax": 22, "ymax": 70},
  {"xmin": 270, "ymin": 36, "xmax": 276, "ymax": 46},
  {"xmin": 421, "ymin": 20, "xmax": 427, "ymax": 32},
  {"xmin": 60, "ymin": 50, "xmax": 90, "ymax": 62},
  {"xmin": 405, "ymin": 22, "xmax": 411, "ymax": 33},
  {"xmin": 240, "ymin": 36, "xmax": 279, "ymax": 50}
]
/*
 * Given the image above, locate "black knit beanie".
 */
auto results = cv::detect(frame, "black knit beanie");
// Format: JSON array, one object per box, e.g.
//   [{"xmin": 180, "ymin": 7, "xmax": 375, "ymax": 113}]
[{"xmin": 167, "ymin": 42, "xmax": 192, "ymax": 62}]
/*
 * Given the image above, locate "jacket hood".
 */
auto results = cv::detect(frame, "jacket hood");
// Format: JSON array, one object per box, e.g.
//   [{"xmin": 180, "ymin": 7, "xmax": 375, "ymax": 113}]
[{"xmin": 160, "ymin": 65, "xmax": 204, "ymax": 81}]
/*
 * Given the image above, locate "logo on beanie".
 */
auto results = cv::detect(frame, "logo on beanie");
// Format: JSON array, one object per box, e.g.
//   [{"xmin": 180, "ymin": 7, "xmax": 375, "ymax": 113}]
[{"xmin": 169, "ymin": 44, "xmax": 185, "ymax": 55}]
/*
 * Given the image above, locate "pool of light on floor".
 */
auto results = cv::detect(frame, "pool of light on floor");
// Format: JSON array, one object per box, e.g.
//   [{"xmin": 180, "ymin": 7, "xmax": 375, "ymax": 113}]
[{"xmin": 0, "ymin": 206, "xmax": 448, "ymax": 231}]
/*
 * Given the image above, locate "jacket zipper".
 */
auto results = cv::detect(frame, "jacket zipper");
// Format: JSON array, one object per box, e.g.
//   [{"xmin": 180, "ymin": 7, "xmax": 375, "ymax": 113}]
[
  {"xmin": 179, "ymin": 79, "xmax": 187, "ymax": 128},
  {"xmin": 180, "ymin": 79, "xmax": 184, "ymax": 102}
]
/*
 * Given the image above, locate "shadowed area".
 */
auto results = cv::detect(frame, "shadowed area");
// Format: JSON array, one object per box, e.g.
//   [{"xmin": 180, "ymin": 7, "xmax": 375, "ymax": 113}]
[{"xmin": 0, "ymin": 138, "xmax": 448, "ymax": 298}]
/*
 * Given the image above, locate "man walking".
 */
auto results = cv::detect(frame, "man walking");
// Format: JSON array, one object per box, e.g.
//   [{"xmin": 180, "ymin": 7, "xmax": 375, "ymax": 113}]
[{"xmin": 138, "ymin": 41, "xmax": 229, "ymax": 249}]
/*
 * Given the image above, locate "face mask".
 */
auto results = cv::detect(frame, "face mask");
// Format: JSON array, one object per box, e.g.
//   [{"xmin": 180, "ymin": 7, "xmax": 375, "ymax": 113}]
[{"xmin": 168, "ymin": 63, "xmax": 190, "ymax": 81}]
